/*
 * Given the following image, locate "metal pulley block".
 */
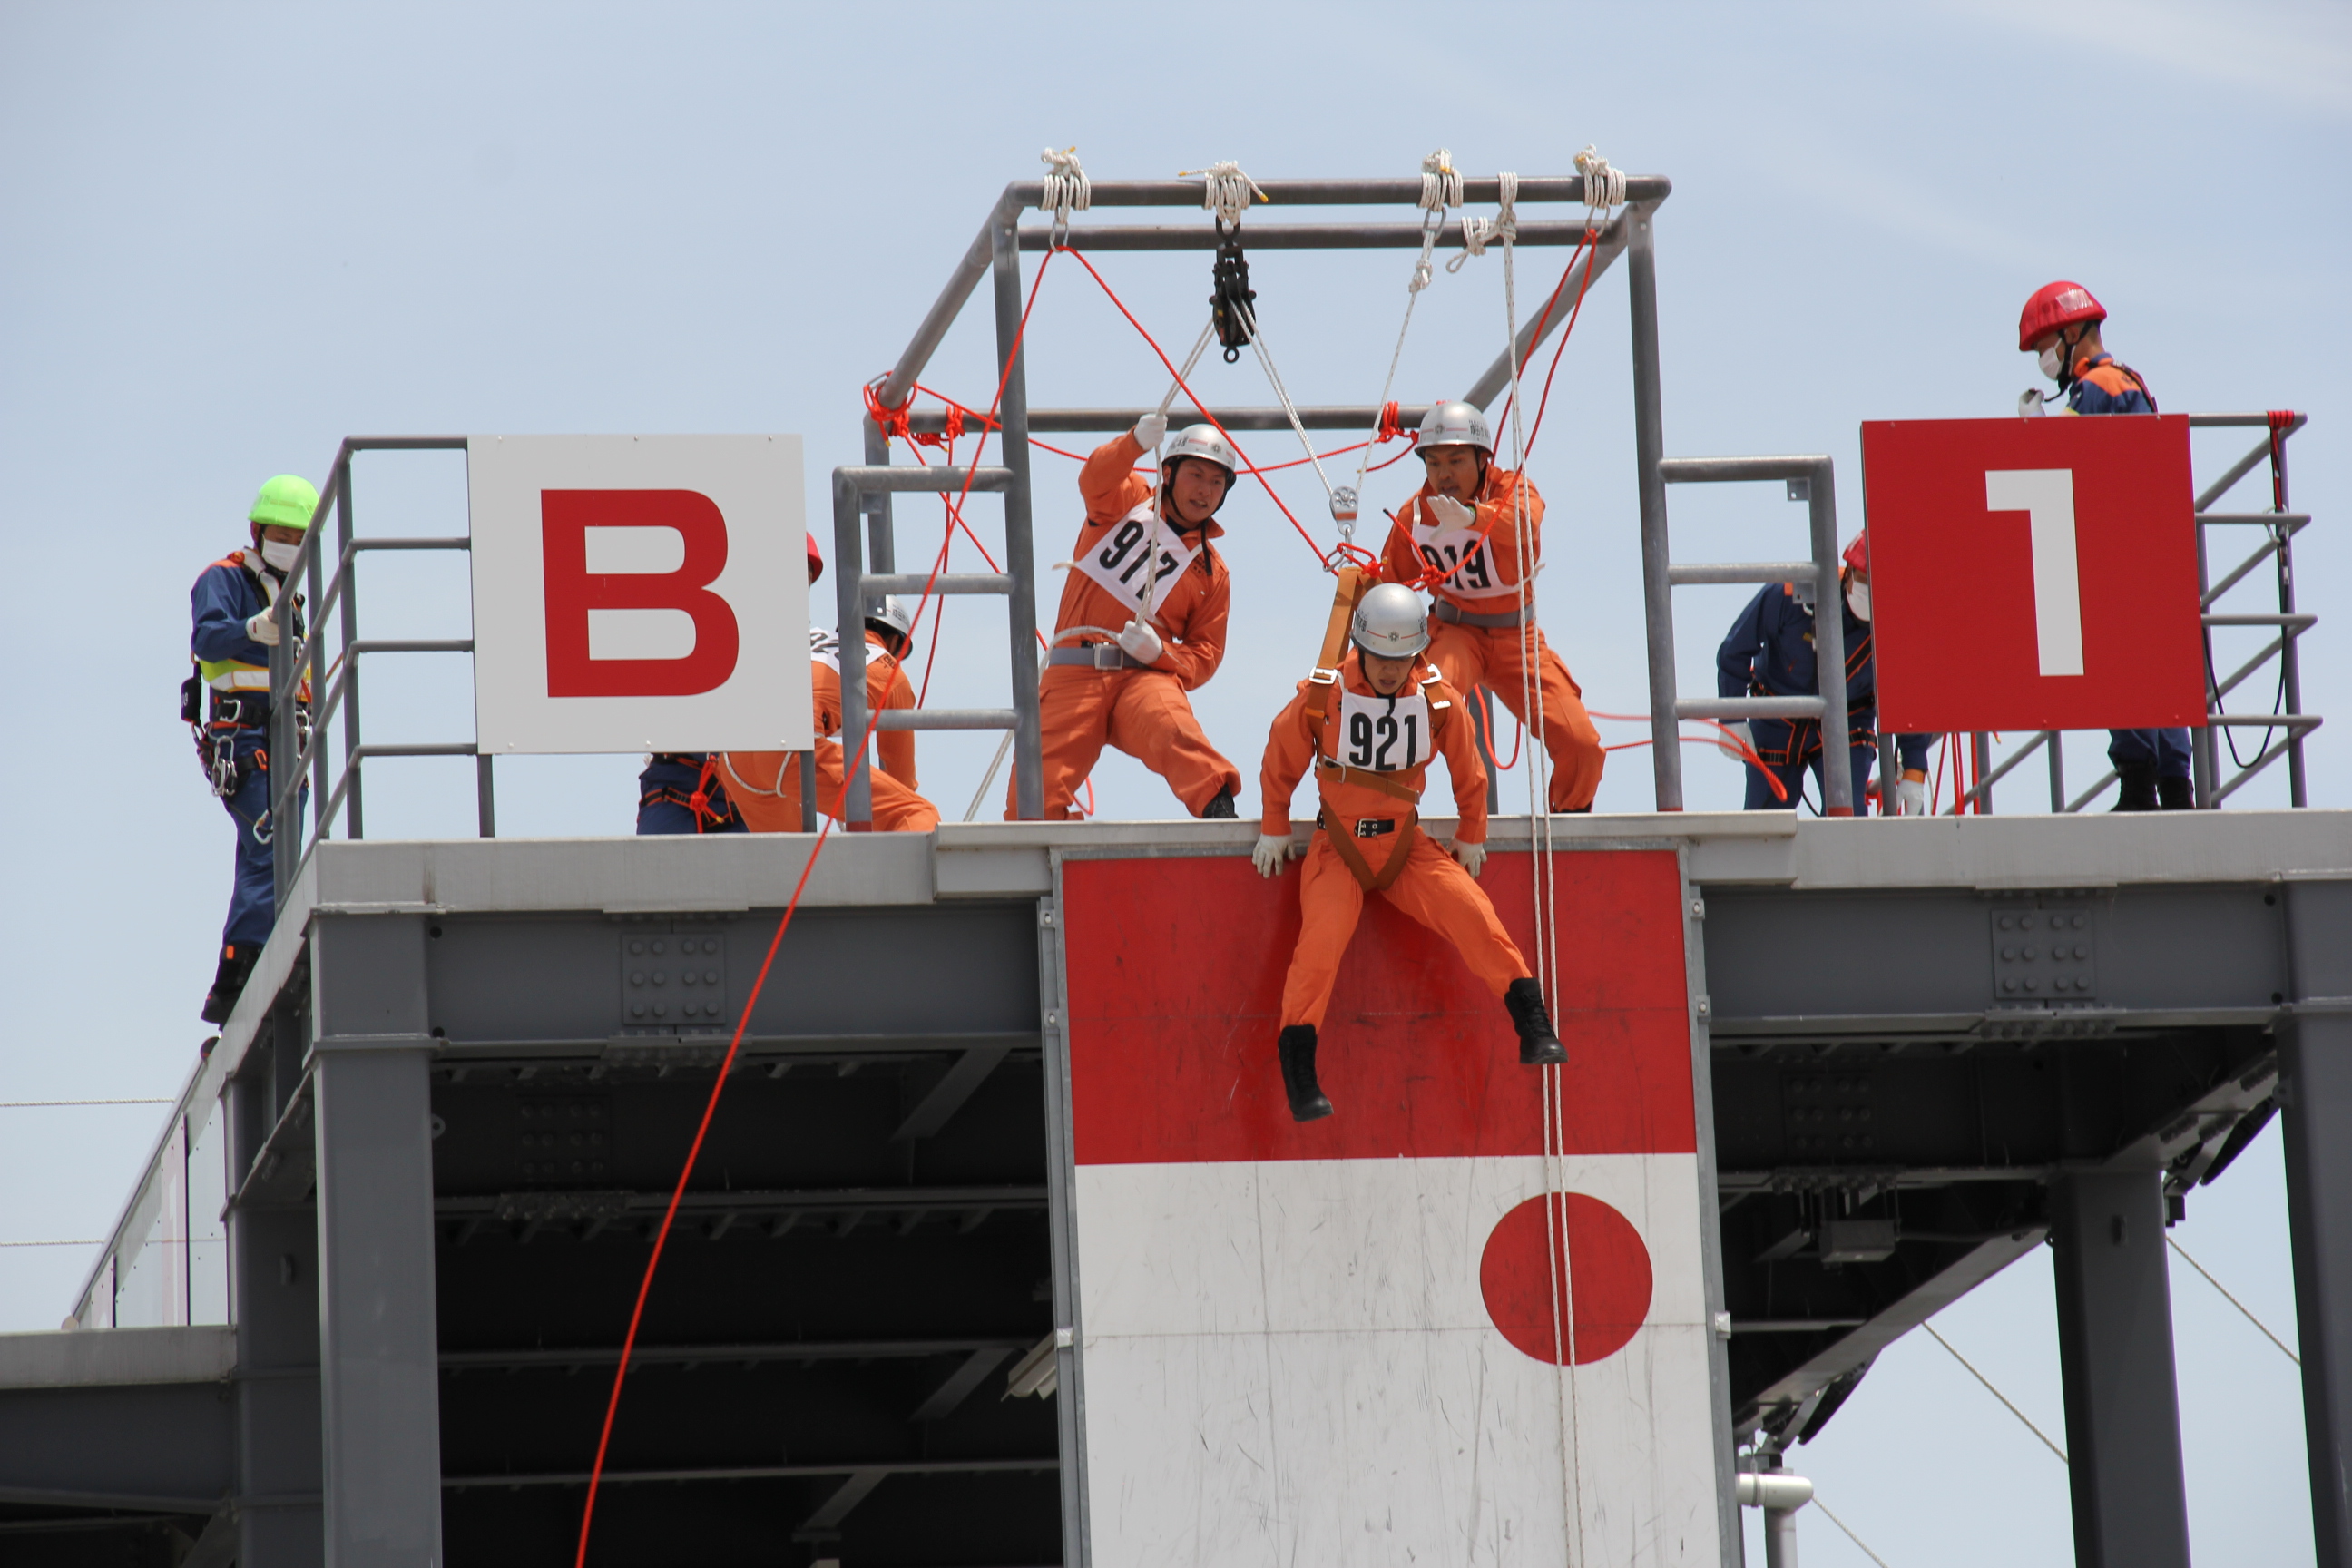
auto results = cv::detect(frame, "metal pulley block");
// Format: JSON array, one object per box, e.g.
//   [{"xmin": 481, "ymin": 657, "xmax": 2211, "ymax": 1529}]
[
  {"xmin": 1328, "ymin": 486, "xmax": 1359, "ymax": 528},
  {"xmin": 1210, "ymin": 220, "xmax": 1256, "ymax": 364}
]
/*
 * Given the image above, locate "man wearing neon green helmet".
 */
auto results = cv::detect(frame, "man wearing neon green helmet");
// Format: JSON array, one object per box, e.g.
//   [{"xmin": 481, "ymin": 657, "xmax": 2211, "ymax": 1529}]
[{"xmin": 188, "ymin": 474, "xmax": 316, "ymax": 1024}]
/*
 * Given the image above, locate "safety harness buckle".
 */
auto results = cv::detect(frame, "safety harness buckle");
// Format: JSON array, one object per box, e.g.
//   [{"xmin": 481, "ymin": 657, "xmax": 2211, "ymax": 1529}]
[
  {"xmin": 1093, "ymin": 642, "xmax": 1126, "ymax": 671},
  {"xmin": 1353, "ymin": 818, "xmax": 1397, "ymax": 839}
]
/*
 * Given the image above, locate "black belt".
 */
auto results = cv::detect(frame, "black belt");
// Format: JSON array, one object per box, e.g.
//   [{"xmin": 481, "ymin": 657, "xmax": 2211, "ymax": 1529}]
[
  {"xmin": 1432, "ymin": 600, "xmax": 1525, "ymax": 629},
  {"xmin": 1046, "ymin": 642, "xmax": 1151, "ymax": 671},
  {"xmin": 208, "ymin": 692, "xmax": 289, "ymax": 728}
]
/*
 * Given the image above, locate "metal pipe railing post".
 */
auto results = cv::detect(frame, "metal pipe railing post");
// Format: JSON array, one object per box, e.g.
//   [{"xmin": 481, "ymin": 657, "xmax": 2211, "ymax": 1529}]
[
  {"xmin": 2193, "ymin": 512, "xmax": 2219, "ymax": 807},
  {"xmin": 1475, "ymin": 688, "xmax": 1502, "ymax": 815},
  {"xmin": 799, "ymin": 750, "xmax": 818, "ymax": 833},
  {"xmin": 863, "ymin": 417, "xmax": 897, "ymax": 575},
  {"xmin": 2048, "ymin": 730, "xmax": 2066, "ymax": 812},
  {"xmin": 992, "ymin": 215, "xmax": 1044, "ymax": 821},
  {"xmin": 2273, "ymin": 455, "xmax": 2308, "ymax": 807},
  {"xmin": 1625, "ymin": 201, "xmax": 1681, "ymax": 810},
  {"xmin": 833, "ymin": 473, "xmax": 875, "ymax": 829},
  {"xmin": 334, "ymin": 456, "xmax": 361, "ymax": 838},
  {"xmin": 474, "ymin": 755, "xmax": 495, "ymax": 838},
  {"xmin": 1807, "ymin": 457, "xmax": 1853, "ymax": 816},
  {"xmin": 1972, "ymin": 732, "xmax": 1994, "ymax": 813},
  {"xmin": 1877, "ymin": 732, "xmax": 1899, "ymax": 818}
]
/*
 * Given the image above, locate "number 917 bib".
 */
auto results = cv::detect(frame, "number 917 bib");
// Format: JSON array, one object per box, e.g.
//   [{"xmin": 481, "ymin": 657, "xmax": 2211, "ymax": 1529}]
[
  {"xmin": 1335, "ymin": 689, "xmax": 1432, "ymax": 772},
  {"xmin": 1075, "ymin": 504, "xmax": 1201, "ymax": 608}
]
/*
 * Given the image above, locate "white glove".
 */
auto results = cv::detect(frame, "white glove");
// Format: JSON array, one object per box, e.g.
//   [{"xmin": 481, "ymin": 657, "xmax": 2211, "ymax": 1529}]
[
  {"xmin": 1450, "ymin": 838, "xmax": 1487, "ymax": 877},
  {"xmin": 1252, "ymin": 834, "xmax": 1297, "ymax": 877},
  {"xmin": 244, "ymin": 611, "xmax": 280, "ymax": 647},
  {"xmin": 1715, "ymin": 720, "xmax": 1752, "ymax": 764},
  {"xmin": 1133, "ymin": 412, "xmax": 1168, "ymax": 450},
  {"xmin": 1896, "ymin": 775, "xmax": 1928, "ymax": 816},
  {"xmin": 1426, "ymin": 495, "xmax": 1476, "ymax": 531},
  {"xmin": 2018, "ymin": 388, "xmax": 2046, "ymax": 419},
  {"xmin": 1117, "ymin": 619, "xmax": 1163, "ymax": 665}
]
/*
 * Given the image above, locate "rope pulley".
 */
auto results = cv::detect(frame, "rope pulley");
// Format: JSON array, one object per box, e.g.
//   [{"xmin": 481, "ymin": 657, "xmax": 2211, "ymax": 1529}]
[
  {"xmin": 1210, "ymin": 223, "xmax": 1256, "ymax": 364},
  {"xmin": 1040, "ymin": 145, "xmax": 1090, "ymax": 248}
]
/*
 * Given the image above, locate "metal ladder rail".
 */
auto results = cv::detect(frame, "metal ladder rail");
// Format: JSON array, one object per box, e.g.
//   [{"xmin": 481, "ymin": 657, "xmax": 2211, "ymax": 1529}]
[
  {"xmin": 1654, "ymin": 455, "xmax": 1854, "ymax": 815},
  {"xmin": 831, "ymin": 465, "xmax": 1037, "ymax": 828}
]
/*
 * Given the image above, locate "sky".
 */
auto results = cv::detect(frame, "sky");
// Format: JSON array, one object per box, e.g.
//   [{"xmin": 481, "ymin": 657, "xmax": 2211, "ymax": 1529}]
[{"xmin": 1, "ymin": 2, "xmax": 2345, "ymax": 1563}]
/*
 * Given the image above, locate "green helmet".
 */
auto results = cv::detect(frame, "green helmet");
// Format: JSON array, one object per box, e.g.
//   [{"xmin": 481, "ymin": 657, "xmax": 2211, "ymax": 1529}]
[{"xmin": 249, "ymin": 474, "xmax": 319, "ymax": 532}]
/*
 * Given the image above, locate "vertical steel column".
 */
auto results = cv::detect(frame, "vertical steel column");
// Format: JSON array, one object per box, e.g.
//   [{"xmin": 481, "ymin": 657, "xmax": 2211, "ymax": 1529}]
[
  {"xmin": 334, "ymin": 464, "xmax": 361, "ymax": 839},
  {"xmin": 2280, "ymin": 877, "xmax": 2352, "ymax": 1565},
  {"xmin": 1972, "ymin": 732, "xmax": 1994, "ymax": 814},
  {"xmin": 2276, "ymin": 515, "xmax": 2308, "ymax": 808},
  {"xmin": 2048, "ymin": 731, "xmax": 2066, "ymax": 813},
  {"xmin": 308, "ymin": 914, "xmax": 444, "ymax": 1567},
  {"xmin": 834, "ymin": 474, "xmax": 875, "ymax": 828},
  {"xmin": 1806, "ymin": 460, "xmax": 1852, "ymax": 816},
  {"xmin": 1624, "ymin": 202, "xmax": 1680, "ymax": 810},
  {"xmin": 1035, "ymin": 872, "xmax": 1092, "ymax": 1568},
  {"xmin": 2050, "ymin": 1170, "xmax": 2192, "ymax": 1568},
  {"xmin": 864, "ymin": 418, "xmax": 897, "ymax": 575},
  {"xmin": 992, "ymin": 211, "xmax": 1045, "ymax": 821},
  {"xmin": 1877, "ymin": 733, "xmax": 1898, "ymax": 818},
  {"xmin": 1679, "ymin": 852, "xmax": 1743, "ymax": 1568},
  {"xmin": 270, "ymin": 521, "xmax": 304, "ymax": 909},
  {"xmin": 229, "ymin": 1063, "xmax": 323, "ymax": 1566},
  {"xmin": 799, "ymin": 750, "xmax": 818, "ymax": 833},
  {"xmin": 474, "ymin": 755, "xmax": 495, "ymax": 838}
]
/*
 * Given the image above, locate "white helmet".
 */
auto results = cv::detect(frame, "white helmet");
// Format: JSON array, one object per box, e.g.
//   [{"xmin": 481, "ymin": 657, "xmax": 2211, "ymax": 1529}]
[
  {"xmin": 1162, "ymin": 423, "xmax": 1240, "ymax": 477},
  {"xmin": 1417, "ymin": 400, "xmax": 1493, "ymax": 455},
  {"xmin": 1351, "ymin": 582, "xmax": 1431, "ymax": 658},
  {"xmin": 866, "ymin": 595, "xmax": 916, "ymax": 641}
]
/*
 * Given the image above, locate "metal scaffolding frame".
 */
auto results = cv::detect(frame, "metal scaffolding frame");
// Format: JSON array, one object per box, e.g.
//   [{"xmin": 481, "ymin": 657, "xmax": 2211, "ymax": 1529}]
[{"xmin": 836, "ymin": 171, "xmax": 1687, "ymax": 823}]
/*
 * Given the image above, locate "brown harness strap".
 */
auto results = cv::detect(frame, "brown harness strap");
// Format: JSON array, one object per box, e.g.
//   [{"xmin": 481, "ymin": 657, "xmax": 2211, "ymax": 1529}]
[
  {"xmin": 1318, "ymin": 757, "xmax": 1421, "ymax": 805},
  {"xmin": 1318, "ymin": 808, "xmax": 1419, "ymax": 893}
]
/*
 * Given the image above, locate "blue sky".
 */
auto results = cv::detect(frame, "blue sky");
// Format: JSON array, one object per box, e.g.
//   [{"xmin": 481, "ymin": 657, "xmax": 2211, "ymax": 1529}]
[{"xmin": 2, "ymin": 4, "xmax": 2343, "ymax": 1563}]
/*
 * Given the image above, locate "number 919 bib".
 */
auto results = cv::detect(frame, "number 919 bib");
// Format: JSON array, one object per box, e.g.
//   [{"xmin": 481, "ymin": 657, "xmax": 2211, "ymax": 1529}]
[
  {"xmin": 1409, "ymin": 498, "xmax": 1514, "ymax": 600},
  {"xmin": 1335, "ymin": 689, "xmax": 1431, "ymax": 772}
]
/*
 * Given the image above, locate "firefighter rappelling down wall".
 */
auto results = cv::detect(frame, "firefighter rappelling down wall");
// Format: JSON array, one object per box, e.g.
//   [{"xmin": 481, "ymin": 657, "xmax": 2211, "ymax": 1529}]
[{"xmin": 1044, "ymin": 570, "xmax": 1721, "ymax": 1565}]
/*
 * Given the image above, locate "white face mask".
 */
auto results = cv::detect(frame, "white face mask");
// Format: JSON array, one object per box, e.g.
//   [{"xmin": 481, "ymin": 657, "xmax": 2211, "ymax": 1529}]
[
  {"xmin": 259, "ymin": 538, "xmax": 301, "ymax": 573},
  {"xmin": 1847, "ymin": 581, "xmax": 1872, "ymax": 622},
  {"xmin": 2037, "ymin": 344, "xmax": 2064, "ymax": 382}
]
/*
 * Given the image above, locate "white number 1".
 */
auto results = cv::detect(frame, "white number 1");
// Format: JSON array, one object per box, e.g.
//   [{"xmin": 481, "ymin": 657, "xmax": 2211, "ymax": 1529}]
[{"xmin": 1984, "ymin": 468, "xmax": 2084, "ymax": 677}]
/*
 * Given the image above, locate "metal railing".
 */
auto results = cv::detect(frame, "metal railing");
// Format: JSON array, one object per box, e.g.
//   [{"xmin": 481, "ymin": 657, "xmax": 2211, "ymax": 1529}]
[
  {"xmin": 268, "ymin": 436, "xmax": 483, "ymax": 904},
  {"xmin": 1651, "ymin": 456, "xmax": 1854, "ymax": 814},
  {"xmin": 67, "ymin": 1054, "xmax": 229, "ymax": 1331},
  {"xmin": 1942, "ymin": 413, "xmax": 2318, "ymax": 815}
]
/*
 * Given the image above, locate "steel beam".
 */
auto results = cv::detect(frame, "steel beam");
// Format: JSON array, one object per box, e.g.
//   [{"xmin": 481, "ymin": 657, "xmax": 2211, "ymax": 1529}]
[
  {"xmin": 993, "ymin": 213, "xmax": 1044, "ymax": 820},
  {"xmin": 998, "ymin": 175, "xmax": 1672, "ymax": 210},
  {"xmin": 1625, "ymin": 202, "xmax": 1680, "ymax": 809},
  {"xmin": 2282, "ymin": 878, "xmax": 2352, "ymax": 1566},
  {"xmin": 1017, "ymin": 220, "xmax": 1607, "ymax": 251},
  {"xmin": 2050, "ymin": 1171, "xmax": 2191, "ymax": 1568},
  {"xmin": 909, "ymin": 405, "xmax": 1431, "ymax": 435},
  {"xmin": 227, "ymin": 1033, "xmax": 324, "ymax": 1566},
  {"xmin": 1461, "ymin": 220, "xmax": 1630, "ymax": 409},
  {"xmin": 308, "ymin": 915, "xmax": 443, "ymax": 1567}
]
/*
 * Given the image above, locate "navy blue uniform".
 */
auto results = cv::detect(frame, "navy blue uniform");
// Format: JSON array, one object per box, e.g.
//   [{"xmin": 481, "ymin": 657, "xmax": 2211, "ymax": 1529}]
[
  {"xmin": 2066, "ymin": 353, "xmax": 2190, "ymax": 781},
  {"xmin": 1717, "ymin": 583, "xmax": 1933, "ymax": 813},
  {"xmin": 635, "ymin": 753, "xmax": 744, "ymax": 835},
  {"xmin": 190, "ymin": 552, "xmax": 306, "ymax": 955}
]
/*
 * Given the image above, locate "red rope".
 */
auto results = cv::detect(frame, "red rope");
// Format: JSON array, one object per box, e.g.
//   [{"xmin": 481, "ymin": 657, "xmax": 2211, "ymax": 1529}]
[
  {"xmin": 575, "ymin": 247, "xmax": 1063, "ymax": 1568},
  {"xmin": 1585, "ymin": 708, "xmax": 1789, "ymax": 802},
  {"xmin": 1051, "ymin": 245, "xmax": 1374, "ymax": 573}
]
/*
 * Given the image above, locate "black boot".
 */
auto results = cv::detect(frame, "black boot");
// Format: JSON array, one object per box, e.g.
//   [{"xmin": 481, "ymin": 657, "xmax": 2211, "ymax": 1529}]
[
  {"xmin": 2111, "ymin": 761, "xmax": 2159, "ymax": 812},
  {"xmin": 200, "ymin": 944, "xmax": 256, "ymax": 1025},
  {"xmin": 1278, "ymin": 1025, "xmax": 1333, "ymax": 1122},
  {"xmin": 1200, "ymin": 787, "xmax": 1238, "ymax": 820},
  {"xmin": 1505, "ymin": 978, "xmax": 1568, "ymax": 1065},
  {"xmin": 2157, "ymin": 775, "xmax": 2195, "ymax": 810}
]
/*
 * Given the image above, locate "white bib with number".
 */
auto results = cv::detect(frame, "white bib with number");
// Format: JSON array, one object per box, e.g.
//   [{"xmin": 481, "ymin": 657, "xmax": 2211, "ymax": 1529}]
[
  {"xmin": 1074, "ymin": 502, "xmax": 1201, "ymax": 608},
  {"xmin": 1333, "ymin": 689, "xmax": 1433, "ymax": 773},
  {"xmin": 1407, "ymin": 497, "xmax": 1515, "ymax": 600}
]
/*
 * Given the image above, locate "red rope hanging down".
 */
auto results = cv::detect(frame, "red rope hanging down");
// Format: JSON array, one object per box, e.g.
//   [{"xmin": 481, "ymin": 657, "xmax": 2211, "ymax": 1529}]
[
  {"xmin": 1583, "ymin": 707, "xmax": 1790, "ymax": 803},
  {"xmin": 573, "ymin": 249, "xmax": 1063, "ymax": 1568}
]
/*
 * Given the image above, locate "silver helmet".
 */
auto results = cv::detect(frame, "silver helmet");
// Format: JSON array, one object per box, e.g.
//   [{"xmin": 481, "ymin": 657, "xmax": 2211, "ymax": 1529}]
[
  {"xmin": 1162, "ymin": 423, "xmax": 1240, "ymax": 477},
  {"xmin": 1417, "ymin": 400, "xmax": 1493, "ymax": 455},
  {"xmin": 866, "ymin": 594, "xmax": 916, "ymax": 641},
  {"xmin": 1351, "ymin": 582, "xmax": 1431, "ymax": 658}
]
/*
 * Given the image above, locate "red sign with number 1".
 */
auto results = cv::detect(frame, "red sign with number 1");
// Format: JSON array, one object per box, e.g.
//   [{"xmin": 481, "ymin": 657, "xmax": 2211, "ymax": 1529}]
[{"xmin": 1862, "ymin": 415, "xmax": 2206, "ymax": 733}]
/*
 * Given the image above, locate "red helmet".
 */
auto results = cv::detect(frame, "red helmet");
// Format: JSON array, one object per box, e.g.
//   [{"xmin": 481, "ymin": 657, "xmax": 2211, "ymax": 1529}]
[
  {"xmin": 2018, "ymin": 281, "xmax": 2105, "ymax": 351},
  {"xmin": 806, "ymin": 533, "xmax": 824, "ymax": 584},
  {"xmin": 1842, "ymin": 532, "xmax": 1868, "ymax": 574}
]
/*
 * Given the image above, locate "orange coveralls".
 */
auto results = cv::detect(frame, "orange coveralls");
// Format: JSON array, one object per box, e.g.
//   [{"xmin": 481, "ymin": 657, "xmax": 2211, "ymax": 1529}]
[
  {"xmin": 721, "ymin": 629, "xmax": 939, "ymax": 834},
  {"xmin": 1379, "ymin": 464, "xmax": 1604, "ymax": 811},
  {"xmin": 1260, "ymin": 651, "xmax": 1533, "ymax": 1030},
  {"xmin": 1008, "ymin": 430, "xmax": 1243, "ymax": 819}
]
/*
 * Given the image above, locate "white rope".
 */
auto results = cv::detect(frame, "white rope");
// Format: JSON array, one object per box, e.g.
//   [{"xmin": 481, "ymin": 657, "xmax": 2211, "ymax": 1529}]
[
  {"xmin": 1040, "ymin": 145, "xmax": 1090, "ymax": 245},
  {"xmin": 1142, "ymin": 320, "xmax": 1218, "ymax": 619},
  {"xmin": 1449, "ymin": 171, "xmax": 1518, "ymax": 272},
  {"xmin": 1230, "ymin": 298, "xmax": 1350, "ymax": 544},
  {"xmin": 1417, "ymin": 146, "xmax": 1463, "ymax": 214},
  {"xmin": 1340, "ymin": 149, "xmax": 1465, "ymax": 530},
  {"xmin": 1574, "ymin": 144, "xmax": 1625, "ymax": 212},
  {"xmin": 1498, "ymin": 193, "xmax": 1583, "ymax": 1568},
  {"xmin": 1180, "ymin": 160, "xmax": 1265, "ymax": 228}
]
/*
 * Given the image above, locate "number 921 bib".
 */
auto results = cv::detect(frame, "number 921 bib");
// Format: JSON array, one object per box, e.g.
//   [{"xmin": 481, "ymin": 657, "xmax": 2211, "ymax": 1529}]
[{"xmin": 1334, "ymin": 688, "xmax": 1433, "ymax": 772}]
